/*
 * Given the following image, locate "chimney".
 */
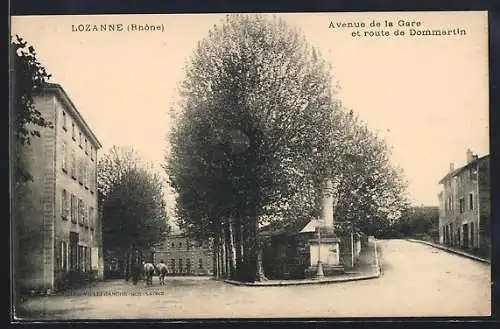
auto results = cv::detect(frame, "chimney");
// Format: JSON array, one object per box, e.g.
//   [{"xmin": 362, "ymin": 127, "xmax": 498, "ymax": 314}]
[
  {"xmin": 466, "ymin": 149, "xmax": 474, "ymax": 164},
  {"xmin": 449, "ymin": 163, "xmax": 454, "ymax": 172}
]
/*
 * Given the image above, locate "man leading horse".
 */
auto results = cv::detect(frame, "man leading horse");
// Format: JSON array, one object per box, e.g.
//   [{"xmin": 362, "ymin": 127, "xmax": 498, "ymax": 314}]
[
  {"xmin": 143, "ymin": 261, "xmax": 156, "ymax": 286},
  {"xmin": 156, "ymin": 260, "xmax": 168, "ymax": 285}
]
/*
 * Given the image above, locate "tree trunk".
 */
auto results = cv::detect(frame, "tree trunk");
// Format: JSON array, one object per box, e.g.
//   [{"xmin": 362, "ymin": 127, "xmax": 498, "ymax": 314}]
[
  {"xmin": 213, "ymin": 239, "xmax": 219, "ymax": 279},
  {"xmin": 254, "ymin": 219, "xmax": 268, "ymax": 282},
  {"xmin": 228, "ymin": 218, "xmax": 237, "ymax": 279},
  {"xmin": 221, "ymin": 226, "xmax": 227, "ymax": 278},
  {"xmin": 234, "ymin": 222, "xmax": 243, "ymax": 280}
]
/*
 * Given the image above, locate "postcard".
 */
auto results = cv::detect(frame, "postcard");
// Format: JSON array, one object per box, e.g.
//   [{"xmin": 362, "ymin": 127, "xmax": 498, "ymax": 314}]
[{"xmin": 10, "ymin": 11, "xmax": 491, "ymax": 320}]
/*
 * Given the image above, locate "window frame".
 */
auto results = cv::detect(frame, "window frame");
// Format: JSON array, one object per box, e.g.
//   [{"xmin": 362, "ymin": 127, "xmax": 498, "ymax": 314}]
[
  {"xmin": 70, "ymin": 194, "xmax": 77, "ymax": 223},
  {"xmin": 62, "ymin": 189, "xmax": 69, "ymax": 220},
  {"xmin": 62, "ymin": 111, "xmax": 67, "ymax": 131}
]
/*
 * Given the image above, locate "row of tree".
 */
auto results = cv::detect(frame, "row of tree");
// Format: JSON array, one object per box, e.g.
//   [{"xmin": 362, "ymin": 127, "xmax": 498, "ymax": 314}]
[
  {"xmin": 98, "ymin": 146, "xmax": 170, "ymax": 276},
  {"xmin": 166, "ymin": 14, "xmax": 409, "ymax": 282}
]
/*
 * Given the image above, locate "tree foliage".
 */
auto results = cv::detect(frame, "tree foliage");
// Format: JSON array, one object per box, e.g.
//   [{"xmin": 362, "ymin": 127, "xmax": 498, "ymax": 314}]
[
  {"xmin": 329, "ymin": 109, "xmax": 410, "ymax": 236},
  {"xmin": 167, "ymin": 14, "xmax": 337, "ymax": 280},
  {"xmin": 98, "ymin": 146, "xmax": 170, "ymax": 257},
  {"xmin": 167, "ymin": 14, "xmax": 409, "ymax": 280},
  {"xmin": 388, "ymin": 206, "xmax": 439, "ymax": 238},
  {"xmin": 11, "ymin": 35, "xmax": 54, "ymax": 184}
]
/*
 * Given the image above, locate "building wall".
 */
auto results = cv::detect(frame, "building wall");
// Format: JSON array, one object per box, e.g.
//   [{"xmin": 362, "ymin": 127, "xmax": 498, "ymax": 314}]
[
  {"xmin": 17, "ymin": 95, "xmax": 57, "ymax": 292},
  {"xmin": 16, "ymin": 89, "xmax": 102, "ymax": 293},
  {"xmin": 52, "ymin": 95, "xmax": 100, "ymax": 288},
  {"xmin": 478, "ymin": 158, "xmax": 491, "ymax": 255},
  {"xmin": 438, "ymin": 156, "xmax": 490, "ymax": 252},
  {"xmin": 153, "ymin": 235, "xmax": 213, "ymax": 276}
]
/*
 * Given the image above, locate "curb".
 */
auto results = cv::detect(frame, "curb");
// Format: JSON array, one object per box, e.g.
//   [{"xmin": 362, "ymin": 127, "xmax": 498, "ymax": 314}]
[
  {"xmin": 223, "ymin": 272, "xmax": 380, "ymax": 287},
  {"xmin": 406, "ymin": 239, "xmax": 490, "ymax": 264},
  {"xmin": 224, "ymin": 239, "xmax": 381, "ymax": 287}
]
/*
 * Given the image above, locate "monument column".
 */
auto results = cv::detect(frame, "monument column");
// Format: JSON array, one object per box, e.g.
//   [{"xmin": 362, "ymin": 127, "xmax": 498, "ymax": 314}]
[{"xmin": 322, "ymin": 179, "xmax": 335, "ymax": 229}]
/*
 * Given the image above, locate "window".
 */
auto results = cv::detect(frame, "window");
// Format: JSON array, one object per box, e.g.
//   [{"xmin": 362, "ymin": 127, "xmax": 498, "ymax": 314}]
[
  {"xmin": 85, "ymin": 139, "xmax": 88, "ymax": 154},
  {"xmin": 78, "ymin": 160, "xmax": 84, "ymax": 185},
  {"xmin": 78, "ymin": 245, "xmax": 84, "ymax": 271},
  {"xmin": 62, "ymin": 111, "xmax": 67, "ymax": 130},
  {"xmin": 178, "ymin": 242, "xmax": 182, "ymax": 248},
  {"xmin": 79, "ymin": 132, "xmax": 83, "ymax": 148},
  {"xmin": 61, "ymin": 141, "xmax": 68, "ymax": 172},
  {"xmin": 171, "ymin": 243, "xmax": 175, "ymax": 248},
  {"xmin": 459, "ymin": 198, "xmax": 465, "ymax": 214},
  {"xmin": 90, "ymin": 147, "xmax": 94, "ymax": 161},
  {"xmin": 469, "ymin": 193, "xmax": 474, "ymax": 210},
  {"xmin": 178, "ymin": 259, "xmax": 183, "ymax": 272},
  {"xmin": 83, "ymin": 203, "xmax": 88, "ymax": 228},
  {"xmin": 72, "ymin": 123, "xmax": 76, "ymax": 140},
  {"xmin": 470, "ymin": 222, "xmax": 475, "ymax": 248},
  {"xmin": 89, "ymin": 207, "xmax": 94, "ymax": 229},
  {"xmin": 171, "ymin": 259, "xmax": 176, "ymax": 273},
  {"xmin": 86, "ymin": 247, "xmax": 91, "ymax": 272},
  {"xmin": 83, "ymin": 163, "xmax": 88, "ymax": 189},
  {"xmin": 61, "ymin": 241, "xmax": 68, "ymax": 271},
  {"xmin": 78, "ymin": 199, "xmax": 84, "ymax": 225},
  {"xmin": 71, "ymin": 151, "xmax": 77, "ymax": 179},
  {"xmin": 199, "ymin": 258, "xmax": 203, "ymax": 269},
  {"xmin": 90, "ymin": 167, "xmax": 95, "ymax": 193},
  {"xmin": 62, "ymin": 189, "xmax": 69, "ymax": 220},
  {"xmin": 70, "ymin": 194, "xmax": 77, "ymax": 223}
]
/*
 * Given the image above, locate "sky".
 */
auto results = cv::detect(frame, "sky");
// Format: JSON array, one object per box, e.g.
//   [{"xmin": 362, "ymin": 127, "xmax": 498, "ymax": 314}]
[{"xmin": 11, "ymin": 11, "xmax": 489, "ymax": 211}]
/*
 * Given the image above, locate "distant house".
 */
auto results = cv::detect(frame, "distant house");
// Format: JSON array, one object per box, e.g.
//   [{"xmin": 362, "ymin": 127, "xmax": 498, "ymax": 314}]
[
  {"xmin": 438, "ymin": 149, "xmax": 490, "ymax": 257},
  {"xmin": 153, "ymin": 230, "xmax": 213, "ymax": 276}
]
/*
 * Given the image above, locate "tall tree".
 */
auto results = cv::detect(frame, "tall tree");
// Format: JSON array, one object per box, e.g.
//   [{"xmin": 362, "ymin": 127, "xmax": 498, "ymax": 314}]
[
  {"xmin": 98, "ymin": 146, "xmax": 169, "ymax": 270},
  {"xmin": 11, "ymin": 34, "xmax": 53, "ymax": 183},
  {"xmin": 329, "ymin": 109, "xmax": 409, "ymax": 236},
  {"xmin": 167, "ymin": 14, "xmax": 337, "ymax": 281},
  {"xmin": 11, "ymin": 36, "xmax": 54, "ymax": 298}
]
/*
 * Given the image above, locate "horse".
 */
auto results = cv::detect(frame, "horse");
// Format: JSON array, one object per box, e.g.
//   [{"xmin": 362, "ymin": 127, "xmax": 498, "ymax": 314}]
[
  {"xmin": 156, "ymin": 261, "xmax": 168, "ymax": 285},
  {"xmin": 143, "ymin": 262, "xmax": 156, "ymax": 286}
]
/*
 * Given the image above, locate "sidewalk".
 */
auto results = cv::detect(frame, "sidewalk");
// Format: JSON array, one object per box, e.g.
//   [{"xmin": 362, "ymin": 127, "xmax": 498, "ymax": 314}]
[
  {"xmin": 406, "ymin": 239, "xmax": 490, "ymax": 264},
  {"xmin": 224, "ymin": 239, "xmax": 381, "ymax": 287}
]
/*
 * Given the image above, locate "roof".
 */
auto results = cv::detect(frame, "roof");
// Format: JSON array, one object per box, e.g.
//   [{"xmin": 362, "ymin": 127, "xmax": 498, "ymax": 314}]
[
  {"xmin": 299, "ymin": 219, "xmax": 324, "ymax": 233},
  {"xmin": 439, "ymin": 154, "xmax": 489, "ymax": 184},
  {"xmin": 40, "ymin": 83, "xmax": 102, "ymax": 149}
]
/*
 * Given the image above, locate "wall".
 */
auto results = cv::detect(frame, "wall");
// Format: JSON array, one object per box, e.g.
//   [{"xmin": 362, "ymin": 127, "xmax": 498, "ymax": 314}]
[
  {"xmin": 154, "ymin": 235, "xmax": 213, "ymax": 275},
  {"xmin": 52, "ymin": 94, "xmax": 100, "ymax": 288},
  {"xmin": 17, "ymin": 95, "xmax": 56, "ymax": 292},
  {"xmin": 309, "ymin": 242, "xmax": 340, "ymax": 266},
  {"xmin": 438, "ymin": 157, "xmax": 490, "ymax": 253},
  {"xmin": 478, "ymin": 158, "xmax": 490, "ymax": 255}
]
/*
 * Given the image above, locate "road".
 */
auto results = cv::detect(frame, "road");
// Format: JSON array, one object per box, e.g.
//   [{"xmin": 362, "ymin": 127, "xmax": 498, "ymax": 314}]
[{"xmin": 16, "ymin": 239, "xmax": 491, "ymax": 319}]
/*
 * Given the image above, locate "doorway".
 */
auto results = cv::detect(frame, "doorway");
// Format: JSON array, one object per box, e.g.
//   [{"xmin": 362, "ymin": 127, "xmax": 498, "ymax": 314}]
[
  {"xmin": 462, "ymin": 223, "xmax": 469, "ymax": 249},
  {"xmin": 69, "ymin": 232, "xmax": 79, "ymax": 271}
]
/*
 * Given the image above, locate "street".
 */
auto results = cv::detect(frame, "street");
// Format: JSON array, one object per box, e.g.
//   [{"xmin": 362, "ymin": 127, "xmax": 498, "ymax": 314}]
[{"xmin": 17, "ymin": 239, "xmax": 491, "ymax": 319}]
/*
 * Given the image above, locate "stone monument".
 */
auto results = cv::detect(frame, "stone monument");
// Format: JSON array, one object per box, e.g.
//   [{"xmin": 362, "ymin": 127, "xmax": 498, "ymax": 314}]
[{"xmin": 300, "ymin": 178, "xmax": 343, "ymax": 278}]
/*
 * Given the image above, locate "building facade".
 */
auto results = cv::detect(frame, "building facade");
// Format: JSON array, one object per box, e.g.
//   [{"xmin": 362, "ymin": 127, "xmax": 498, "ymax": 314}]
[
  {"xmin": 16, "ymin": 83, "xmax": 103, "ymax": 293},
  {"xmin": 438, "ymin": 150, "xmax": 490, "ymax": 257},
  {"xmin": 153, "ymin": 232, "xmax": 213, "ymax": 276}
]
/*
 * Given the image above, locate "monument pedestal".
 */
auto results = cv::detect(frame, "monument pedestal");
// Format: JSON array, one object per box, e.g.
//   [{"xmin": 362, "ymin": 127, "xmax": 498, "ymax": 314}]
[{"xmin": 305, "ymin": 227, "xmax": 344, "ymax": 278}]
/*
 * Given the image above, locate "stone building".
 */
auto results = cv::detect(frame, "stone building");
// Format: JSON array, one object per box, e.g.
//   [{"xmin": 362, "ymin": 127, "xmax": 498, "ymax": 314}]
[
  {"xmin": 15, "ymin": 83, "xmax": 103, "ymax": 293},
  {"xmin": 438, "ymin": 149, "xmax": 490, "ymax": 257},
  {"xmin": 153, "ymin": 230, "xmax": 213, "ymax": 276}
]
